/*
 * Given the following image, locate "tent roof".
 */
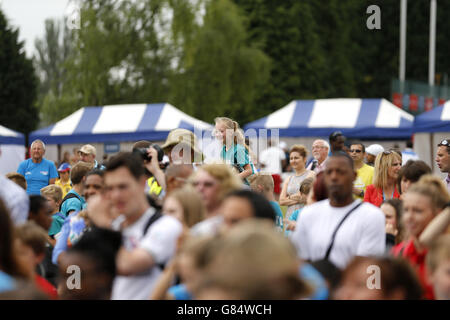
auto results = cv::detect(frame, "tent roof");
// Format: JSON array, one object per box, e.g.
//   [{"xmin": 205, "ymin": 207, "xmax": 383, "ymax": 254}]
[
  {"xmin": 30, "ymin": 103, "xmax": 212, "ymax": 144},
  {"xmin": 414, "ymin": 101, "xmax": 450, "ymax": 133},
  {"xmin": 0, "ymin": 124, "xmax": 25, "ymax": 145},
  {"xmin": 244, "ymin": 98, "xmax": 414, "ymax": 139}
]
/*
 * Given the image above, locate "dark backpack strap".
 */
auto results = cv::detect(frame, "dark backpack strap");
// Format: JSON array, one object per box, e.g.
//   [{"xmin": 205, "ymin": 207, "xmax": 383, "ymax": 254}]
[
  {"xmin": 143, "ymin": 210, "xmax": 163, "ymax": 235},
  {"xmin": 324, "ymin": 201, "xmax": 364, "ymax": 260},
  {"xmin": 142, "ymin": 210, "xmax": 166, "ymax": 270},
  {"xmin": 233, "ymin": 148, "xmax": 244, "ymax": 173},
  {"xmin": 59, "ymin": 192, "xmax": 82, "ymax": 213}
]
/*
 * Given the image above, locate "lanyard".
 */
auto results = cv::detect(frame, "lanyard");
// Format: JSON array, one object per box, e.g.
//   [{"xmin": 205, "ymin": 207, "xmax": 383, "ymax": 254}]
[{"xmin": 382, "ymin": 188, "xmax": 395, "ymax": 201}]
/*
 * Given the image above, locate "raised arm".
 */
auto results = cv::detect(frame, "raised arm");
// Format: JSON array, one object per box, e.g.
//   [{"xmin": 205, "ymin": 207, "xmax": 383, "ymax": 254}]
[{"xmin": 419, "ymin": 206, "xmax": 450, "ymax": 247}]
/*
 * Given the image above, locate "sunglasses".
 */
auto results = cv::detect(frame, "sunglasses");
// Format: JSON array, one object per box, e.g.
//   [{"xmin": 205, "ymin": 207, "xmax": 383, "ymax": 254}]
[
  {"xmin": 438, "ymin": 139, "xmax": 449, "ymax": 147},
  {"xmin": 382, "ymin": 150, "xmax": 392, "ymax": 155},
  {"xmin": 349, "ymin": 149, "xmax": 362, "ymax": 153}
]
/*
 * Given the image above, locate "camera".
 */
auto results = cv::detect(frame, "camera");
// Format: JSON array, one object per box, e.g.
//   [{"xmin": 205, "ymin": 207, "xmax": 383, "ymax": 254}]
[{"xmin": 133, "ymin": 144, "xmax": 164, "ymax": 162}]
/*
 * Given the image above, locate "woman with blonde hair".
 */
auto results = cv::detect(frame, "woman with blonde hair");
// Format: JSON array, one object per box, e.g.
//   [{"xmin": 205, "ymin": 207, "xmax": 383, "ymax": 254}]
[
  {"xmin": 364, "ymin": 150, "xmax": 402, "ymax": 207},
  {"xmin": 190, "ymin": 163, "xmax": 243, "ymax": 236},
  {"xmin": 279, "ymin": 145, "xmax": 315, "ymax": 224},
  {"xmin": 392, "ymin": 174, "xmax": 450, "ymax": 299},
  {"xmin": 162, "ymin": 185, "xmax": 206, "ymax": 229},
  {"xmin": 214, "ymin": 117, "xmax": 256, "ymax": 185}
]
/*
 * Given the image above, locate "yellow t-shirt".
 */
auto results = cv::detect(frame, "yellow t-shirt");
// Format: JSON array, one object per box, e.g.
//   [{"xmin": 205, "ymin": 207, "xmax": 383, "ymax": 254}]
[
  {"xmin": 55, "ymin": 179, "xmax": 73, "ymax": 198},
  {"xmin": 354, "ymin": 163, "xmax": 374, "ymax": 199}
]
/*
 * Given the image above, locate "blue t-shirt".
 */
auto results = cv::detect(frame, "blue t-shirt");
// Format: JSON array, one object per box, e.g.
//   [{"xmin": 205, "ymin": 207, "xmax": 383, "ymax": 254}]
[
  {"xmin": 48, "ymin": 212, "xmax": 66, "ymax": 237},
  {"xmin": 17, "ymin": 158, "xmax": 58, "ymax": 195},
  {"xmin": 221, "ymin": 144, "xmax": 256, "ymax": 185},
  {"xmin": 60, "ymin": 190, "xmax": 86, "ymax": 217},
  {"xmin": 270, "ymin": 201, "xmax": 284, "ymax": 232},
  {"xmin": 0, "ymin": 271, "xmax": 15, "ymax": 293},
  {"xmin": 168, "ymin": 284, "xmax": 193, "ymax": 300}
]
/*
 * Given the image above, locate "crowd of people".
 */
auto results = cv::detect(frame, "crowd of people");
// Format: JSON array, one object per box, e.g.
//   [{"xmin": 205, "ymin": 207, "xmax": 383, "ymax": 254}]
[{"xmin": 0, "ymin": 116, "xmax": 449, "ymax": 300}]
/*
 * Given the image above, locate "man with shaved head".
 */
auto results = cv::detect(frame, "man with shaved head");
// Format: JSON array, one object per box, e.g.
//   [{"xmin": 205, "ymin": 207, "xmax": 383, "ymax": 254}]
[{"xmin": 291, "ymin": 153, "xmax": 385, "ymax": 269}]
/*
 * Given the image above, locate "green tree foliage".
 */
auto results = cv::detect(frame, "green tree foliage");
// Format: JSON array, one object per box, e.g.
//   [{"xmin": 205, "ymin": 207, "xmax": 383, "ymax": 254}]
[
  {"xmin": 0, "ymin": 9, "xmax": 38, "ymax": 134},
  {"xmin": 36, "ymin": 0, "xmax": 176, "ymax": 123},
  {"xmin": 347, "ymin": 0, "xmax": 399, "ymax": 98},
  {"xmin": 34, "ymin": 0, "xmax": 269, "ymax": 126},
  {"xmin": 234, "ymin": 0, "xmax": 450, "ymax": 109},
  {"xmin": 405, "ymin": 0, "xmax": 450, "ymax": 84},
  {"xmin": 32, "ymin": 0, "xmax": 450, "ymax": 128},
  {"xmin": 233, "ymin": 0, "xmax": 327, "ymax": 116},
  {"xmin": 170, "ymin": 0, "xmax": 270, "ymax": 124},
  {"xmin": 34, "ymin": 18, "xmax": 74, "ymax": 125}
]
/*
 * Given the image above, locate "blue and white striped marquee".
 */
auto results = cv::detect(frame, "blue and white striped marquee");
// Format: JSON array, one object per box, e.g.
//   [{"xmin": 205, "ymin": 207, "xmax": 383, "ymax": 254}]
[
  {"xmin": 244, "ymin": 98, "xmax": 414, "ymax": 139},
  {"xmin": 30, "ymin": 103, "xmax": 213, "ymax": 144}
]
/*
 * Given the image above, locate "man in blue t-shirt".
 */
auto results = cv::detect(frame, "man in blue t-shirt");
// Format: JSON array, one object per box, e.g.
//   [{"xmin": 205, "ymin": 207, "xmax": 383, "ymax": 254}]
[{"xmin": 17, "ymin": 140, "xmax": 58, "ymax": 195}]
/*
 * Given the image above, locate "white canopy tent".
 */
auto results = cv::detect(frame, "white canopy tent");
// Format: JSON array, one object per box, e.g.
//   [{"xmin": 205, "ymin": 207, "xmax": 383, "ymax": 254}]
[
  {"xmin": 0, "ymin": 125, "xmax": 26, "ymax": 175},
  {"xmin": 29, "ymin": 103, "xmax": 214, "ymax": 163}
]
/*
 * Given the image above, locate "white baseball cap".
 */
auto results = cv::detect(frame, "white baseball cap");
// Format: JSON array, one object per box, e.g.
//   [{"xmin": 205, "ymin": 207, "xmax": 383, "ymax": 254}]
[{"xmin": 366, "ymin": 144, "xmax": 384, "ymax": 156}]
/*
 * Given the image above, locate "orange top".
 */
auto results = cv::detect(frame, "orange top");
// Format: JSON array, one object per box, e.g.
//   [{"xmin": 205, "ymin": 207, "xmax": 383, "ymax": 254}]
[{"xmin": 364, "ymin": 184, "xmax": 400, "ymax": 207}]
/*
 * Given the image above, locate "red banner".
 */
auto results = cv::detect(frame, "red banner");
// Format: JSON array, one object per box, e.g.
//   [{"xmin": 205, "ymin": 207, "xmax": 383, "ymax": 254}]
[
  {"xmin": 409, "ymin": 94, "xmax": 418, "ymax": 111},
  {"xmin": 425, "ymin": 97, "xmax": 433, "ymax": 111},
  {"xmin": 392, "ymin": 93, "xmax": 403, "ymax": 108}
]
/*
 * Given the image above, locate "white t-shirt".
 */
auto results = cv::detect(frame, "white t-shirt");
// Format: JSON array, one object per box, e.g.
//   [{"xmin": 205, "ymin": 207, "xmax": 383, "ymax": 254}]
[
  {"xmin": 202, "ymin": 139, "xmax": 223, "ymax": 164},
  {"xmin": 111, "ymin": 208, "xmax": 183, "ymax": 300},
  {"xmin": 259, "ymin": 146, "xmax": 286, "ymax": 174},
  {"xmin": 0, "ymin": 175, "xmax": 29, "ymax": 225},
  {"xmin": 191, "ymin": 215, "xmax": 224, "ymax": 237},
  {"xmin": 290, "ymin": 199, "xmax": 385, "ymax": 269}
]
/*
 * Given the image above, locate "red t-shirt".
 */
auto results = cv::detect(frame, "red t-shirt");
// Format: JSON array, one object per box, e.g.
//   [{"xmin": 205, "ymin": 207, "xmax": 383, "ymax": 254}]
[
  {"xmin": 391, "ymin": 240, "xmax": 435, "ymax": 300},
  {"xmin": 35, "ymin": 274, "xmax": 58, "ymax": 300},
  {"xmin": 364, "ymin": 184, "xmax": 400, "ymax": 207}
]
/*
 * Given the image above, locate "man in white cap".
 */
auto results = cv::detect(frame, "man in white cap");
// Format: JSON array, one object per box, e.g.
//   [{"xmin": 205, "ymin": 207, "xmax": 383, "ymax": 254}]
[
  {"xmin": 78, "ymin": 144, "xmax": 105, "ymax": 170},
  {"xmin": 365, "ymin": 144, "xmax": 384, "ymax": 167}
]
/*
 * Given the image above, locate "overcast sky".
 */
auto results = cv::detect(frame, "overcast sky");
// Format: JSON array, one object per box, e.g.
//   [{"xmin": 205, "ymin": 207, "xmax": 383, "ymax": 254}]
[{"xmin": 1, "ymin": 0, "xmax": 70, "ymax": 57}]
